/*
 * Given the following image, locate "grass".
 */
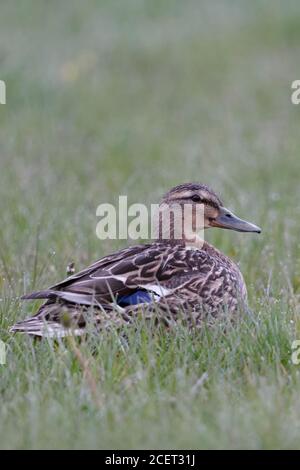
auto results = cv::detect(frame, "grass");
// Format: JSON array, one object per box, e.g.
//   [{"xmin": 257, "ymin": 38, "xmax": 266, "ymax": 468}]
[{"xmin": 1, "ymin": 0, "xmax": 300, "ymax": 449}]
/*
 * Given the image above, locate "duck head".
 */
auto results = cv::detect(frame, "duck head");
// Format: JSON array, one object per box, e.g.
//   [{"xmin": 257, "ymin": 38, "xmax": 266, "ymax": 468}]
[{"xmin": 155, "ymin": 183, "xmax": 261, "ymax": 244}]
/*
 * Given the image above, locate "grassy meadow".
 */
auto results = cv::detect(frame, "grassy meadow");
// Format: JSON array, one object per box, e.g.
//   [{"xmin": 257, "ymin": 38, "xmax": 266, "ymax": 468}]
[{"xmin": 1, "ymin": 0, "xmax": 300, "ymax": 449}]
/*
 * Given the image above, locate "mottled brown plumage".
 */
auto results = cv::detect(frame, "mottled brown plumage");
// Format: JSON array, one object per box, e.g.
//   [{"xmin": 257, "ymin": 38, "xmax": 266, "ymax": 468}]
[{"xmin": 10, "ymin": 183, "xmax": 261, "ymax": 337}]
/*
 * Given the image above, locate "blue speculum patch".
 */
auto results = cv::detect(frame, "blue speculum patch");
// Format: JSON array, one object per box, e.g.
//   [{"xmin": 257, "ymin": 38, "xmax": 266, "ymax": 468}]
[{"xmin": 117, "ymin": 290, "xmax": 152, "ymax": 307}]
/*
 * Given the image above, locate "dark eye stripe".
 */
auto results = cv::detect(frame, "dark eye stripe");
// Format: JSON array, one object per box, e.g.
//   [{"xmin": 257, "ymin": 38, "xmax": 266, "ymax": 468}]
[
  {"xmin": 181, "ymin": 195, "xmax": 203, "ymax": 202},
  {"xmin": 181, "ymin": 196, "xmax": 219, "ymax": 209}
]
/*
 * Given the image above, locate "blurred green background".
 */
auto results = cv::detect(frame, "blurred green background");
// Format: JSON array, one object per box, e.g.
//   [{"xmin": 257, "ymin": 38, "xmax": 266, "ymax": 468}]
[
  {"xmin": 1, "ymin": 0, "xmax": 300, "ymax": 449},
  {"xmin": 1, "ymin": 0, "xmax": 300, "ymax": 277}
]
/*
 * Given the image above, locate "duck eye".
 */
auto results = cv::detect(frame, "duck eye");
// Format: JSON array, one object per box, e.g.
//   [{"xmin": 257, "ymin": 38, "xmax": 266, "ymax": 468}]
[{"xmin": 191, "ymin": 194, "xmax": 201, "ymax": 202}]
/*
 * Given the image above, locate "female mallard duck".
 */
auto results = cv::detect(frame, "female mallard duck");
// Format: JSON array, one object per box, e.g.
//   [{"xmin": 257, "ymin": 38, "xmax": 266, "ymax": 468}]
[{"xmin": 11, "ymin": 183, "xmax": 261, "ymax": 337}]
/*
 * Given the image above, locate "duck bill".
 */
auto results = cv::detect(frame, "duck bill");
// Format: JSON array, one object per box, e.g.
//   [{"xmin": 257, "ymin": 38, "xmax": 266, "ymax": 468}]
[{"xmin": 211, "ymin": 207, "xmax": 261, "ymax": 233}]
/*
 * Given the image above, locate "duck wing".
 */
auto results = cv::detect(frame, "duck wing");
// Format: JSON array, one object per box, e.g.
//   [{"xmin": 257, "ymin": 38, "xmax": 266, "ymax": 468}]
[
  {"xmin": 13, "ymin": 244, "xmax": 235, "ymax": 337},
  {"xmin": 21, "ymin": 242, "xmax": 188, "ymax": 307}
]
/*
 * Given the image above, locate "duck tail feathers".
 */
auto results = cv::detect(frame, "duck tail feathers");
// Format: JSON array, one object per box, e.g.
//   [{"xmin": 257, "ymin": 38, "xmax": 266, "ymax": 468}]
[{"xmin": 21, "ymin": 290, "xmax": 57, "ymax": 300}]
